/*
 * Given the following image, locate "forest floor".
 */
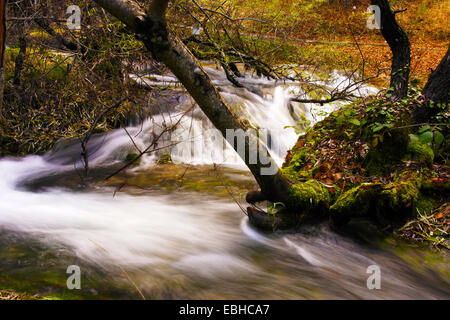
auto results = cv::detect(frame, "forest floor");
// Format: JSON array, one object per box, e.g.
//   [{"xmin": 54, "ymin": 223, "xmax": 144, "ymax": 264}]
[{"xmin": 227, "ymin": 0, "xmax": 449, "ymax": 87}]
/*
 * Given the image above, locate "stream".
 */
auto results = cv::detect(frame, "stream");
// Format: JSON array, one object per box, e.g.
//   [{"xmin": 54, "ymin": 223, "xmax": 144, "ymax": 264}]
[{"xmin": 0, "ymin": 67, "xmax": 449, "ymax": 299}]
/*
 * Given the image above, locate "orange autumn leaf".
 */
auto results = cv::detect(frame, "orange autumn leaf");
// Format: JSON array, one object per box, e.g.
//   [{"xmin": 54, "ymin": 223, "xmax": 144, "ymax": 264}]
[{"xmin": 434, "ymin": 212, "xmax": 444, "ymax": 219}]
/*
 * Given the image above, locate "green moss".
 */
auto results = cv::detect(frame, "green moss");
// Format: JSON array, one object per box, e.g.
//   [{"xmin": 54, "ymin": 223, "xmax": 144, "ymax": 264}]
[
  {"xmin": 156, "ymin": 153, "xmax": 173, "ymax": 165},
  {"xmin": 4, "ymin": 48, "xmax": 73, "ymax": 81},
  {"xmin": 376, "ymin": 171, "xmax": 423, "ymax": 223},
  {"xmin": 404, "ymin": 140, "xmax": 434, "ymax": 167},
  {"xmin": 330, "ymin": 169, "xmax": 427, "ymax": 226},
  {"xmin": 330, "ymin": 183, "xmax": 382, "ymax": 222},
  {"xmin": 125, "ymin": 153, "xmax": 141, "ymax": 165},
  {"xmin": 287, "ymin": 180, "xmax": 331, "ymax": 220},
  {"xmin": 415, "ymin": 195, "xmax": 439, "ymax": 214},
  {"xmin": 282, "ymin": 146, "xmax": 317, "ymax": 181},
  {"xmin": 380, "ymin": 182, "xmax": 420, "ymax": 211},
  {"xmin": 363, "ymin": 129, "xmax": 409, "ymax": 176}
]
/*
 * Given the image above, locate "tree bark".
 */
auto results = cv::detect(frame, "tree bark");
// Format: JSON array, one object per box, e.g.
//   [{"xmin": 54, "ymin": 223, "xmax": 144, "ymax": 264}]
[
  {"xmin": 423, "ymin": 45, "xmax": 450, "ymax": 105},
  {"xmin": 412, "ymin": 45, "xmax": 450, "ymax": 123},
  {"xmin": 34, "ymin": 18, "xmax": 78, "ymax": 52},
  {"xmin": 13, "ymin": 37, "xmax": 26, "ymax": 86},
  {"xmin": 93, "ymin": 0, "xmax": 293, "ymax": 203},
  {"xmin": 0, "ymin": 0, "xmax": 7, "ymax": 123},
  {"xmin": 371, "ymin": 0, "xmax": 410, "ymax": 100}
]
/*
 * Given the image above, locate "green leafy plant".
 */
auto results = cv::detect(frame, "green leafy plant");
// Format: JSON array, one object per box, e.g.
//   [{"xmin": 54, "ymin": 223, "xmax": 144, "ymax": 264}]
[
  {"xmin": 410, "ymin": 125, "xmax": 445, "ymax": 157},
  {"xmin": 267, "ymin": 202, "xmax": 285, "ymax": 227}
]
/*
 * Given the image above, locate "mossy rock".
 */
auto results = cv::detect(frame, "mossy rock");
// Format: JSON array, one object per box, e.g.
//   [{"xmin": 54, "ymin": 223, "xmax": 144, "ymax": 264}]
[
  {"xmin": 156, "ymin": 153, "xmax": 173, "ymax": 165},
  {"xmin": 378, "ymin": 182, "xmax": 421, "ymax": 222},
  {"xmin": 282, "ymin": 146, "xmax": 317, "ymax": 181},
  {"xmin": 287, "ymin": 180, "xmax": 331, "ymax": 220},
  {"xmin": 331, "ymin": 170, "xmax": 424, "ymax": 227},
  {"xmin": 404, "ymin": 140, "xmax": 434, "ymax": 167},
  {"xmin": 330, "ymin": 183, "xmax": 383, "ymax": 226},
  {"xmin": 415, "ymin": 194, "xmax": 440, "ymax": 214},
  {"xmin": 363, "ymin": 129, "xmax": 409, "ymax": 176}
]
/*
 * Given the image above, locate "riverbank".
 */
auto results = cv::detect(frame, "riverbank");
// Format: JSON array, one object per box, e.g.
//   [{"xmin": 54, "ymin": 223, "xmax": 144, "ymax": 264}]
[{"xmin": 276, "ymin": 91, "xmax": 449, "ymax": 249}]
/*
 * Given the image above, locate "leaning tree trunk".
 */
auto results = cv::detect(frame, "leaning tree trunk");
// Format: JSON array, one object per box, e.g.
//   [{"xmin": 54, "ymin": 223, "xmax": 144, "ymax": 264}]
[
  {"xmin": 372, "ymin": 0, "xmax": 410, "ymax": 100},
  {"xmin": 93, "ymin": 0, "xmax": 293, "ymax": 203},
  {"xmin": 412, "ymin": 44, "xmax": 450, "ymax": 123}
]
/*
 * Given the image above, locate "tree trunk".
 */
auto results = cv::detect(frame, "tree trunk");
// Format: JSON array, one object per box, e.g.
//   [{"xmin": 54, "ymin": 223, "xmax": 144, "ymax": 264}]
[
  {"xmin": 93, "ymin": 0, "xmax": 293, "ymax": 203},
  {"xmin": 423, "ymin": 45, "xmax": 450, "ymax": 104},
  {"xmin": 412, "ymin": 45, "xmax": 450, "ymax": 123},
  {"xmin": 372, "ymin": 0, "xmax": 410, "ymax": 100},
  {"xmin": 0, "ymin": 0, "xmax": 7, "ymax": 124},
  {"xmin": 13, "ymin": 37, "xmax": 26, "ymax": 86}
]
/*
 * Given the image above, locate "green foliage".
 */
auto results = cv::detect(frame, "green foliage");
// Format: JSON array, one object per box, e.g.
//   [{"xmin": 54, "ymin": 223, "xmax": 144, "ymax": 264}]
[
  {"xmin": 156, "ymin": 153, "xmax": 173, "ymax": 165},
  {"xmin": 405, "ymin": 140, "xmax": 434, "ymax": 167},
  {"xmin": 267, "ymin": 202, "xmax": 285, "ymax": 227}
]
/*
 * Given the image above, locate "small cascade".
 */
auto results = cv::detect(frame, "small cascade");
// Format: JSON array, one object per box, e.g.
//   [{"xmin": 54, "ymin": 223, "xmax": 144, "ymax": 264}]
[
  {"xmin": 4, "ymin": 68, "xmax": 446, "ymax": 300},
  {"xmin": 40, "ymin": 66, "xmax": 377, "ymax": 172}
]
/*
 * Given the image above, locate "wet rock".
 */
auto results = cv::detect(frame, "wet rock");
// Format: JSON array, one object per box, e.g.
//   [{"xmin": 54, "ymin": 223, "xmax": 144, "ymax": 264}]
[
  {"xmin": 247, "ymin": 207, "xmax": 280, "ymax": 231},
  {"xmin": 247, "ymin": 85, "xmax": 264, "ymax": 97}
]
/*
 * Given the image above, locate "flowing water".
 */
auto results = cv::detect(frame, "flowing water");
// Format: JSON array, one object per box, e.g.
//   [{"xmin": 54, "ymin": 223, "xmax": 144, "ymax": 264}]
[{"xmin": 0, "ymin": 68, "xmax": 448, "ymax": 299}]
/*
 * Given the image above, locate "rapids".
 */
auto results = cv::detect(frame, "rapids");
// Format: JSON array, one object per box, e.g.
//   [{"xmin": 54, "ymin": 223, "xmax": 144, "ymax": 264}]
[{"xmin": 0, "ymin": 68, "xmax": 448, "ymax": 299}]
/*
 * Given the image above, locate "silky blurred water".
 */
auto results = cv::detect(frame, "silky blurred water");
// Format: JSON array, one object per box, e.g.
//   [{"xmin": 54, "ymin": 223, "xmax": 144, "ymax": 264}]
[{"xmin": 0, "ymin": 69, "xmax": 448, "ymax": 299}]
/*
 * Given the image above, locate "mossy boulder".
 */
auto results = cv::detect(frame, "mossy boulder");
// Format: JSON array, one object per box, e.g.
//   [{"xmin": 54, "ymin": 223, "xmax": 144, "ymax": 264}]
[
  {"xmin": 287, "ymin": 180, "xmax": 331, "ymax": 221},
  {"xmin": 156, "ymin": 153, "xmax": 173, "ymax": 165},
  {"xmin": 271, "ymin": 94, "xmax": 448, "ymax": 235},
  {"xmin": 363, "ymin": 129, "xmax": 409, "ymax": 176},
  {"xmin": 330, "ymin": 169, "xmax": 424, "ymax": 227},
  {"xmin": 404, "ymin": 140, "xmax": 434, "ymax": 167},
  {"xmin": 330, "ymin": 183, "xmax": 383, "ymax": 226}
]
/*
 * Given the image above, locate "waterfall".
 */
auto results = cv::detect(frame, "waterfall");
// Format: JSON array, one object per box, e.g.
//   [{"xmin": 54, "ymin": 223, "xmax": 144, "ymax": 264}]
[
  {"xmin": 39, "ymin": 67, "xmax": 378, "ymax": 173},
  {"xmin": 5, "ymin": 69, "xmax": 445, "ymax": 300}
]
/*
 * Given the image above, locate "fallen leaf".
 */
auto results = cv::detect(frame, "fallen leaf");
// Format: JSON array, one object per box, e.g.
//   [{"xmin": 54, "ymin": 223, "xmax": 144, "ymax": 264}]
[
  {"xmin": 333, "ymin": 172, "xmax": 343, "ymax": 181},
  {"xmin": 434, "ymin": 212, "xmax": 444, "ymax": 219}
]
